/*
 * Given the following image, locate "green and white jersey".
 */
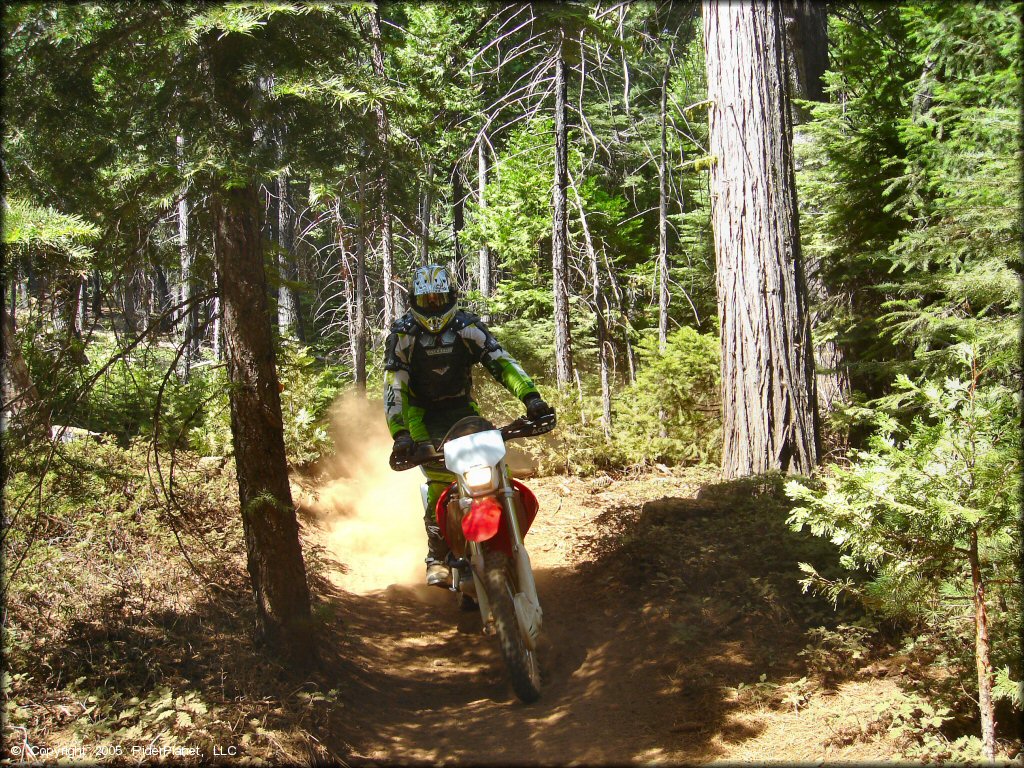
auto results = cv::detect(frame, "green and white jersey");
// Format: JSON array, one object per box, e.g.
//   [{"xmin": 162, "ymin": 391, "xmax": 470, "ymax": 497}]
[{"xmin": 383, "ymin": 310, "xmax": 538, "ymax": 442}]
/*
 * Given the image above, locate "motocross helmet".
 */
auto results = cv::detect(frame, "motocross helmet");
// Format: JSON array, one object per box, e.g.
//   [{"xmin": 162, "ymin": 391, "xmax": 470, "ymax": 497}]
[{"xmin": 409, "ymin": 264, "xmax": 457, "ymax": 334}]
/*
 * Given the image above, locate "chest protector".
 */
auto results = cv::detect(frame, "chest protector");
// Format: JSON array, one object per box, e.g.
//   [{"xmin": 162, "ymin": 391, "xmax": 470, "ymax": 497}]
[{"xmin": 409, "ymin": 326, "xmax": 476, "ymax": 407}]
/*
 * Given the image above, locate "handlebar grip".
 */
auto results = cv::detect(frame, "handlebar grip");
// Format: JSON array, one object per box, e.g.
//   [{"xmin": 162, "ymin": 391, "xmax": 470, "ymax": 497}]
[{"xmin": 389, "ymin": 442, "xmax": 443, "ymax": 471}]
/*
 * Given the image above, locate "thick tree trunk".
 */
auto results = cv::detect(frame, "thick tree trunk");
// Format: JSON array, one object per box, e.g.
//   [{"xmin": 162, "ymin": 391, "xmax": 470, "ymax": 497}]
[
  {"xmin": 276, "ymin": 170, "xmax": 305, "ymax": 341},
  {"xmin": 968, "ymin": 530, "xmax": 998, "ymax": 760},
  {"xmin": 369, "ymin": 6, "xmax": 397, "ymax": 326},
  {"xmin": 782, "ymin": 0, "xmax": 828, "ymax": 123},
  {"xmin": 703, "ymin": 0, "xmax": 820, "ymax": 479},
  {"xmin": 552, "ymin": 28, "xmax": 574, "ymax": 388},
  {"xmin": 212, "ymin": 181, "xmax": 314, "ymax": 663},
  {"xmin": 477, "ymin": 140, "xmax": 493, "ymax": 315},
  {"xmin": 783, "ymin": 0, "xmax": 848, "ymax": 452}
]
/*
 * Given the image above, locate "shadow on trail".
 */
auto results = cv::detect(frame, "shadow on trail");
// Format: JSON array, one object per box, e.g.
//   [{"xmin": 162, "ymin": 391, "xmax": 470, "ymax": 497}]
[{"xmin": 310, "ymin": 473, "xmax": 850, "ymax": 765}]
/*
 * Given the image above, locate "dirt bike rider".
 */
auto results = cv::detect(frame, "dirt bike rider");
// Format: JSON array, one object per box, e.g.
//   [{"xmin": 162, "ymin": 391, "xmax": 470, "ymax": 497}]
[{"xmin": 384, "ymin": 264, "xmax": 554, "ymax": 588}]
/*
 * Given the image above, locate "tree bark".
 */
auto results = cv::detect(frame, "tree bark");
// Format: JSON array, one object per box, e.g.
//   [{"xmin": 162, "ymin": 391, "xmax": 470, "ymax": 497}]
[
  {"xmin": 153, "ymin": 263, "xmax": 174, "ymax": 333},
  {"xmin": 782, "ymin": 0, "xmax": 828, "ymax": 123},
  {"xmin": 575, "ymin": 188, "xmax": 612, "ymax": 439},
  {"xmin": 276, "ymin": 169, "xmax": 305, "ymax": 341},
  {"xmin": 968, "ymin": 530, "xmax": 998, "ymax": 760},
  {"xmin": 418, "ymin": 161, "xmax": 432, "ymax": 267},
  {"xmin": 552, "ymin": 27, "xmax": 574, "ymax": 388},
  {"xmin": 369, "ymin": 5, "xmax": 397, "ymax": 326},
  {"xmin": 478, "ymin": 139, "xmax": 493, "ymax": 316},
  {"xmin": 350, "ymin": 186, "xmax": 368, "ymax": 391},
  {"xmin": 658, "ymin": 61, "xmax": 671, "ymax": 353},
  {"xmin": 212, "ymin": 181, "xmax": 314, "ymax": 662},
  {"xmin": 90, "ymin": 269, "xmax": 102, "ymax": 318},
  {"xmin": 703, "ymin": 0, "xmax": 820, "ymax": 479},
  {"xmin": 451, "ymin": 166, "xmax": 467, "ymax": 291},
  {"xmin": 176, "ymin": 136, "xmax": 201, "ymax": 366},
  {"xmin": 618, "ymin": 5, "xmax": 630, "ymax": 115},
  {"xmin": 783, "ymin": 0, "xmax": 848, "ymax": 452}
]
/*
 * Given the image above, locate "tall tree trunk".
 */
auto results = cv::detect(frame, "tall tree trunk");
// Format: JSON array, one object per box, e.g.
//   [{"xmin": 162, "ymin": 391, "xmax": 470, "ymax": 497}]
[
  {"xmin": 782, "ymin": 0, "xmax": 828, "ymax": 123},
  {"xmin": 552, "ymin": 27, "xmax": 574, "ymax": 388},
  {"xmin": 703, "ymin": 0, "xmax": 820, "ymax": 479},
  {"xmin": 618, "ymin": 5, "xmax": 630, "ymax": 115},
  {"xmin": 8, "ymin": 273, "xmax": 16, "ymax": 326},
  {"xmin": 369, "ymin": 6, "xmax": 397, "ymax": 326},
  {"xmin": 477, "ymin": 139, "xmax": 493, "ymax": 317},
  {"xmin": 574, "ymin": 185, "xmax": 612, "ymax": 439},
  {"xmin": 276, "ymin": 169, "xmax": 305, "ymax": 341},
  {"xmin": 968, "ymin": 530, "xmax": 998, "ymax": 760},
  {"xmin": 657, "ymin": 61, "xmax": 671, "ymax": 353},
  {"xmin": 783, "ymin": 0, "xmax": 848, "ymax": 452},
  {"xmin": 153, "ymin": 263, "xmax": 174, "ymax": 333},
  {"xmin": 76, "ymin": 274, "xmax": 88, "ymax": 332},
  {"xmin": 347, "ymin": 185, "xmax": 368, "ymax": 391},
  {"xmin": 121, "ymin": 268, "xmax": 145, "ymax": 338},
  {"xmin": 90, "ymin": 269, "xmax": 102, "ymax": 318},
  {"xmin": 418, "ymin": 161, "xmax": 432, "ymax": 266},
  {"xmin": 451, "ymin": 166, "xmax": 467, "ymax": 292},
  {"xmin": 176, "ymin": 136, "xmax": 200, "ymax": 367},
  {"xmin": 212, "ymin": 282, "xmax": 222, "ymax": 363},
  {"xmin": 212, "ymin": 180, "xmax": 314, "ymax": 662}
]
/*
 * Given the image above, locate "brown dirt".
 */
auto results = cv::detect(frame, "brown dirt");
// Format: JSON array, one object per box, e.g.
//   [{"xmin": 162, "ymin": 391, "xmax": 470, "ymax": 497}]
[{"xmin": 295, "ymin": 406, "xmax": 909, "ymax": 765}]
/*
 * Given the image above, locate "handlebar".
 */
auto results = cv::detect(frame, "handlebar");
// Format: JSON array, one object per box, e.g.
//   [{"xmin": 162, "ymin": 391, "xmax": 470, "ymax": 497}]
[{"xmin": 389, "ymin": 411, "xmax": 556, "ymax": 472}]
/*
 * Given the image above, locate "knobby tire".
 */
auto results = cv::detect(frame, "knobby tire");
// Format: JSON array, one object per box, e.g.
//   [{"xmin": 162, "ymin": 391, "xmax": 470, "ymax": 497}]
[{"xmin": 482, "ymin": 544, "xmax": 541, "ymax": 703}]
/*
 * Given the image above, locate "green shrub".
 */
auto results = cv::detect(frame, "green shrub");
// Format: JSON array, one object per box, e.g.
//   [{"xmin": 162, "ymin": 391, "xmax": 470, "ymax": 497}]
[
  {"xmin": 276, "ymin": 341, "xmax": 347, "ymax": 467},
  {"xmin": 609, "ymin": 327, "xmax": 721, "ymax": 467},
  {"xmin": 786, "ymin": 363, "xmax": 1021, "ymax": 740},
  {"xmin": 21, "ymin": 328, "xmax": 221, "ymax": 449}
]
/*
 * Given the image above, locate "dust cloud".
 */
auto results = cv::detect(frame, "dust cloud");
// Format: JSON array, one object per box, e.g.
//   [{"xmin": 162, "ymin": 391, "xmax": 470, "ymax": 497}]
[{"xmin": 298, "ymin": 393, "xmax": 427, "ymax": 594}]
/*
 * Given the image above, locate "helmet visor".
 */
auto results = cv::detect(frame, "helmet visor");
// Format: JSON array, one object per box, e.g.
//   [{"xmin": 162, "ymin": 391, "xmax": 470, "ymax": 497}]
[{"xmin": 413, "ymin": 291, "xmax": 451, "ymax": 314}]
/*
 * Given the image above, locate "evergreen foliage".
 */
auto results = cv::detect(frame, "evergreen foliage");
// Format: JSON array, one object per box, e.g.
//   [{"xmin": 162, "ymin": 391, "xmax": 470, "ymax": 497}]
[{"xmin": 3, "ymin": 1, "xmax": 1022, "ymax": 755}]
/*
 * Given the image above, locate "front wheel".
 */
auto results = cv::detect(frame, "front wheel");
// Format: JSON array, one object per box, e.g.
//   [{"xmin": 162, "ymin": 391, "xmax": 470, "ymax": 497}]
[{"xmin": 481, "ymin": 545, "xmax": 541, "ymax": 703}]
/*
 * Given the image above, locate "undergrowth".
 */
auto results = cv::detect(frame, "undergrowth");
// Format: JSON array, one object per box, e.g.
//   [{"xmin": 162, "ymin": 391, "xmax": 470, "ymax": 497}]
[{"xmin": 1, "ymin": 439, "xmax": 344, "ymax": 764}]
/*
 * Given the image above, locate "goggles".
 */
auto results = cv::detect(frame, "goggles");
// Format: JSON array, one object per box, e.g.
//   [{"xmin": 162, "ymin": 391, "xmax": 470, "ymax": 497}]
[{"xmin": 414, "ymin": 291, "xmax": 450, "ymax": 312}]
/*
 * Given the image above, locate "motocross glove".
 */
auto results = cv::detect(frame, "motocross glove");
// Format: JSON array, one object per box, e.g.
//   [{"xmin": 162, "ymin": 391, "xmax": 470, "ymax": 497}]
[
  {"xmin": 392, "ymin": 431, "xmax": 415, "ymax": 458},
  {"xmin": 523, "ymin": 393, "xmax": 553, "ymax": 420}
]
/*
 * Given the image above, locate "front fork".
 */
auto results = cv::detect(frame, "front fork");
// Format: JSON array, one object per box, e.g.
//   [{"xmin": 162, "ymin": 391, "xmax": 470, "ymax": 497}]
[
  {"xmin": 452, "ymin": 466, "xmax": 543, "ymax": 649},
  {"xmin": 500, "ymin": 476, "xmax": 543, "ymax": 648}
]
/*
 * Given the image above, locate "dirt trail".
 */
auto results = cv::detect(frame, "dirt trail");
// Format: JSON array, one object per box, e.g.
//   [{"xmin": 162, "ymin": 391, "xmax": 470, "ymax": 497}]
[{"xmin": 295, "ymin": 399, "xmax": 903, "ymax": 765}]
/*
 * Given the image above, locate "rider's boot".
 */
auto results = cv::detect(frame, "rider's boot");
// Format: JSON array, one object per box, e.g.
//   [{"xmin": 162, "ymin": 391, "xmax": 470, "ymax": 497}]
[
  {"xmin": 425, "ymin": 559, "xmax": 451, "ymax": 588},
  {"xmin": 425, "ymin": 523, "xmax": 451, "ymax": 588}
]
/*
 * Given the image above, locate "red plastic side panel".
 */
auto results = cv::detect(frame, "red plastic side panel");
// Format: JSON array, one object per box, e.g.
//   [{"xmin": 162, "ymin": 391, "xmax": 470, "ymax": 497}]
[
  {"xmin": 487, "ymin": 480, "xmax": 540, "ymax": 557},
  {"xmin": 435, "ymin": 483, "xmax": 456, "ymax": 541}
]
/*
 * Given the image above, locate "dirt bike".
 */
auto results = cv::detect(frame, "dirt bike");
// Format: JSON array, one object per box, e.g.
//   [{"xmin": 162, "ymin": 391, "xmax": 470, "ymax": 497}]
[{"xmin": 389, "ymin": 411, "xmax": 556, "ymax": 703}]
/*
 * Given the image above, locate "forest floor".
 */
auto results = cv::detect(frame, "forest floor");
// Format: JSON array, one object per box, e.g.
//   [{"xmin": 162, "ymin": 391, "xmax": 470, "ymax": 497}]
[
  {"xmin": 10, "ymin": 398, "xmax": 1002, "ymax": 764},
  {"xmin": 292, "ymin": 419, "xmax": 919, "ymax": 765}
]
